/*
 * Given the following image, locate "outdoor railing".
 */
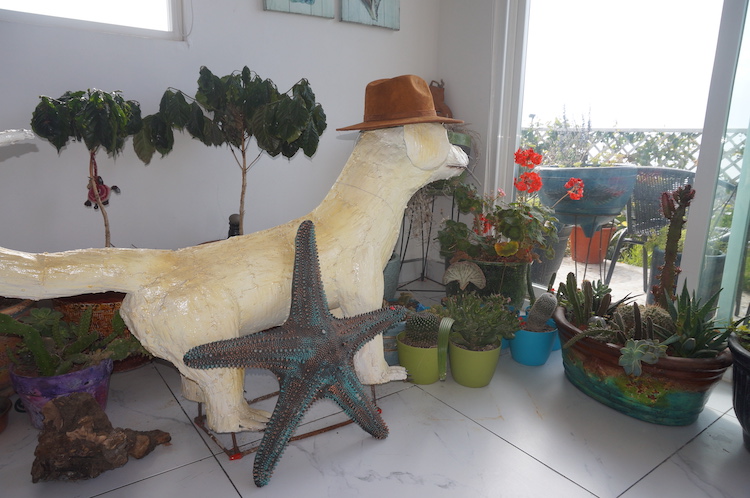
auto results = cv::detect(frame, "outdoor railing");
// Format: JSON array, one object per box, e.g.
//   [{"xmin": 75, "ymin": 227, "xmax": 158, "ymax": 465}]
[{"xmin": 521, "ymin": 127, "xmax": 745, "ymax": 183}]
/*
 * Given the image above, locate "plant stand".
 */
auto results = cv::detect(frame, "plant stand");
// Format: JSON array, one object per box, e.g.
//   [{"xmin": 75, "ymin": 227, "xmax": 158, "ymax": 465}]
[{"xmin": 192, "ymin": 386, "xmax": 379, "ymax": 461}]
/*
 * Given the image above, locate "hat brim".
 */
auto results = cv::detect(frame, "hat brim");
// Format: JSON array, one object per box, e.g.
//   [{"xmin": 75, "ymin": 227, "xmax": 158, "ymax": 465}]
[{"xmin": 336, "ymin": 115, "xmax": 463, "ymax": 131}]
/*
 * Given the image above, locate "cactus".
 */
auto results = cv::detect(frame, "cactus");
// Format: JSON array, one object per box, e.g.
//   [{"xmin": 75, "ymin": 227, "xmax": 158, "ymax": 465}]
[
  {"xmin": 653, "ymin": 184, "xmax": 695, "ymax": 308},
  {"xmin": 524, "ymin": 292, "xmax": 557, "ymax": 332},
  {"xmin": 0, "ymin": 306, "xmax": 148, "ymax": 377},
  {"xmin": 403, "ymin": 311, "xmax": 441, "ymax": 347}
]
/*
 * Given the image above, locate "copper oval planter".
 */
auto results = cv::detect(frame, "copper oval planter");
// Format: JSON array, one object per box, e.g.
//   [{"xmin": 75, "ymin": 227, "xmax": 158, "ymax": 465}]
[{"xmin": 553, "ymin": 307, "xmax": 732, "ymax": 426}]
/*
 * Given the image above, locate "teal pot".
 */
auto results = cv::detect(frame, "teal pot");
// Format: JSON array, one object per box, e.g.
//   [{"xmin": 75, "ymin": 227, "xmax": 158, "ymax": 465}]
[
  {"xmin": 383, "ymin": 252, "xmax": 401, "ymax": 301},
  {"xmin": 509, "ymin": 328, "xmax": 557, "ymax": 366},
  {"xmin": 538, "ymin": 165, "xmax": 638, "ymax": 237},
  {"xmin": 728, "ymin": 334, "xmax": 750, "ymax": 451},
  {"xmin": 530, "ymin": 224, "xmax": 573, "ymax": 287},
  {"xmin": 449, "ymin": 341, "xmax": 502, "ymax": 388},
  {"xmin": 446, "ymin": 261, "xmax": 528, "ymax": 309},
  {"xmin": 396, "ymin": 332, "xmax": 439, "ymax": 385},
  {"xmin": 647, "ymin": 247, "xmax": 725, "ymax": 306},
  {"xmin": 554, "ymin": 307, "xmax": 731, "ymax": 426},
  {"xmin": 10, "ymin": 359, "xmax": 114, "ymax": 429},
  {"xmin": 383, "ymin": 321, "xmax": 405, "ymax": 366}
]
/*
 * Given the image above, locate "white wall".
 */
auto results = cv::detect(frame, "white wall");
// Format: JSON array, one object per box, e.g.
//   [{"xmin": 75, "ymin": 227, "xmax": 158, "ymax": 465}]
[{"xmin": 0, "ymin": 0, "xmax": 444, "ymax": 252}]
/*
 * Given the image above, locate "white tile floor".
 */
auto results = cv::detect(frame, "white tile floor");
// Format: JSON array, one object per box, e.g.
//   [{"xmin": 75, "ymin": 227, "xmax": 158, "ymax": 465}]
[{"xmin": 1, "ymin": 276, "xmax": 749, "ymax": 497}]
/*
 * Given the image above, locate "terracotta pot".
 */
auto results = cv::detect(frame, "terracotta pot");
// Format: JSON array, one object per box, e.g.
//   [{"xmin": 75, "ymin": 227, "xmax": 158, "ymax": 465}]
[
  {"xmin": 0, "ymin": 298, "xmax": 33, "ymax": 396},
  {"xmin": 729, "ymin": 334, "xmax": 750, "ymax": 450},
  {"xmin": 554, "ymin": 307, "xmax": 732, "ymax": 426},
  {"xmin": 569, "ymin": 225, "xmax": 615, "ymax": 264}
]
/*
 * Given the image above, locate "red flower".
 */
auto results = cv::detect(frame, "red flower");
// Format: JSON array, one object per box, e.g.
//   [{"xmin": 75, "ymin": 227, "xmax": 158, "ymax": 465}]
[
  {"xmin": 564, "ymin": 177, "xmax": 585, "ymax": 200},
  {"xmin": 514, "ymin": 147, "xmax": 543, "ymax": 169},
  {"xmin": 514, "ymin": 171, "xmax": 543, "ymax": 193}
]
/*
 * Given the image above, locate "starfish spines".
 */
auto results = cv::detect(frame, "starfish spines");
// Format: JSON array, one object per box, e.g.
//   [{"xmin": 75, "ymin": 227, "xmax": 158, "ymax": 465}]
[{"xmin": 183, "ymin": 221, "xmax": 406, "ymax": 487}]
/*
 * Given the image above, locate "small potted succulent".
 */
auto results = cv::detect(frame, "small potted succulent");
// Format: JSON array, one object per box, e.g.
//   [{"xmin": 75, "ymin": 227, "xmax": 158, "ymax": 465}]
[
  {"xmin": 510, "ymin": 292, "xmax": 559, "ymax": 366},
  {"xmin": 396, "ymin": 311, "xmax": 454, "ymax": 385},
  {"xmin": 0, "ymin": 307, "xmax": 148, "ymax": 429},
  {"xmin": 430, "ymin": 292, "xmax": 519, "ymax": 387}
]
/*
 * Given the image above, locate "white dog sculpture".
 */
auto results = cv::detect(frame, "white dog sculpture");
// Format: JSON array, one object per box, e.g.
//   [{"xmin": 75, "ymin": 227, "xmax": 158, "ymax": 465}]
[{"xmin": 0, "ymin": 121, "xmax": 467, "ymax": 432}]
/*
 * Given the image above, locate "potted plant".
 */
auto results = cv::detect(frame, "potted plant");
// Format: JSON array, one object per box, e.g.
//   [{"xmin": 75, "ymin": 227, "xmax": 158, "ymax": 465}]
[
  {"xmin": 133, "ymin": 66, "xmax": 327, "ymax": 235},
  {"xmin": 31, "ymin": 89, "xmax": 143, "ymax": 248},
  {"xmin": 728, "ymin": 326, "xmax": 750, "ymax": 451},
  {"xmin": 396, "ymin": 311, "xmax": 454, "ymax": 385},
  {"xmin": 437, "ymin": 148, "xmax": 583, "ymax": 308},
  {"xmin": 429, "ymin": 293, "xmax": 518, "ymax": 387},
  {"xmin": 553, "ymin": 186, "xmax": 735, "ymax": 425},
  {"xmin": 510, "ymin": 292, "xmax": 559, "ymax": 366},
  {"xmin": 0, "ymin": 307, "xmax": 148, "ymax": 429}
]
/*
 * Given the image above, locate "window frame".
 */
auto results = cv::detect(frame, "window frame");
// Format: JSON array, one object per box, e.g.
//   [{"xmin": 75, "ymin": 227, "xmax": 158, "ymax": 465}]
[{"xmin": 0, "ymin": 0, "xmax": 184, "ymax": 41}]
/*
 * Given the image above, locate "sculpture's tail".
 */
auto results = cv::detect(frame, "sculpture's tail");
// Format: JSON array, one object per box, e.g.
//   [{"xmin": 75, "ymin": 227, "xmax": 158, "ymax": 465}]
[{"xmin": 0, "ymin": 245, "xmax": 171, "ymax": 300}]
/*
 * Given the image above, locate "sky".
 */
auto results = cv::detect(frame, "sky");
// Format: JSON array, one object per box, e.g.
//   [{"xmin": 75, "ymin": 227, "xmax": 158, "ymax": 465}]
[{"xmin": 522, "ymin": 0, "xmax": 726, "ymax": 130}]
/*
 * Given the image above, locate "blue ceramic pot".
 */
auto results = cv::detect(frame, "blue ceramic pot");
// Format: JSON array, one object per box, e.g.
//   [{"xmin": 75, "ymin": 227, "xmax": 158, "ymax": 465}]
[
  {"xmin": 509, "ymin": 328, "xmax": 557, "ymax": 366},
  {"xmin": 538, "ymin": 165, "xmax": 638, "ymax": 237}
]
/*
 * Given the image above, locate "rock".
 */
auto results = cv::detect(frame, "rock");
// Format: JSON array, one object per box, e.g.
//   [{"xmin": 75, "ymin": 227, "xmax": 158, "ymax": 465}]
[{"xmin": 30, "ymin": 392, "xmax": 171, "ymax": 482}]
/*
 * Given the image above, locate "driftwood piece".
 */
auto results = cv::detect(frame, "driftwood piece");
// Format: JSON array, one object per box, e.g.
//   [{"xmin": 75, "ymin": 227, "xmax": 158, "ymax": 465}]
[{"xmin": 31, "ymin": 392, "xmax": 171, "ymax": 482}]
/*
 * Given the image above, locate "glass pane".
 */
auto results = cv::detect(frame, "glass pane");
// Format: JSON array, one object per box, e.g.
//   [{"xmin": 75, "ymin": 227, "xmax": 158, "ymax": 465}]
[
  {"xmin": 521, "ymin": 0, "xmax": 724, "ymax": 301},
  {"xmin": 715, "ymin": 11, "xmax": 750, "ymax": 322}
]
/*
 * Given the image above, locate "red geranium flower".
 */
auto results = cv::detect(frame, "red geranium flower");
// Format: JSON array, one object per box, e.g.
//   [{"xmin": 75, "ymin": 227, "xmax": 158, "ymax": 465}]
[
  {"xmin": 514, "ymin": 147, "xmax": 543, "ymax": 169},
  {"xmin": 564, "ymin": 177, "xmax": 585, "ymax": 200},
  {"xmin": 514, "ymin": 171, "xmax": 543, "ymax": 193}
]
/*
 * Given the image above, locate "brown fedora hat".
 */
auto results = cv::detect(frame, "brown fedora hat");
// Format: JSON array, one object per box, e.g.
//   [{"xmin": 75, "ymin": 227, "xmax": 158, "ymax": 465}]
[{"xmin": 337, "ymin": 74, "xmax": 463, "ymax": 131}]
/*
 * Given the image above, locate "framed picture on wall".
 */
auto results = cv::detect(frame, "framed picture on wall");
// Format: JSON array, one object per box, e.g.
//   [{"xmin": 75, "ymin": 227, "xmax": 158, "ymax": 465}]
[
  {"xmin": 264, "ymin": 0, "xmax": 335, "ymax": 19},
  {"xmin": 341, "ymin": 0, "xmax": 400, "ymax": 30}
]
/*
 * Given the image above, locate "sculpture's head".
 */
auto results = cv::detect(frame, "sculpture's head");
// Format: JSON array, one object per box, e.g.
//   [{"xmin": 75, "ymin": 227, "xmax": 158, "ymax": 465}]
[{"xmin": 337, "ymin": 74, "xmax": 469, "ymax": 182}]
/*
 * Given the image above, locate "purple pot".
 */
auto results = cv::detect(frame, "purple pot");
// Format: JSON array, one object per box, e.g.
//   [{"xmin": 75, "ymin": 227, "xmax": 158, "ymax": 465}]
[{"xmin": 10, "ymin": 359, "xmax": 113, "ymax": 429}]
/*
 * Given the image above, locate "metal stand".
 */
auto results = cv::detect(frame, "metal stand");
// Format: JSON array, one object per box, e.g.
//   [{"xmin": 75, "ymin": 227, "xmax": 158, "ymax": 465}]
[{"xmin": 192, "ymin": 385, "xmax": 380, "ymax": 461}]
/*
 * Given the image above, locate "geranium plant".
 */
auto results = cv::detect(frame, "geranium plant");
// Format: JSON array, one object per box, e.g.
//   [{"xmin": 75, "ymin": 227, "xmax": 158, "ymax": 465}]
[{"xmin": 437, "ymin": 148, "xmax": 584, "ymax": 264}]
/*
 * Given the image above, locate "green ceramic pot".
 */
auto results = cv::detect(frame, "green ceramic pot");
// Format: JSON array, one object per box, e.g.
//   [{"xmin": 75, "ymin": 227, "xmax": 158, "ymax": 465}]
[
  {"xmin": 449, "ymin": 340, "xmax": 501, "ymax": 388},
  {"xmin": 396, "ymin": 332, "xmax": 439, "ymax": 385}
]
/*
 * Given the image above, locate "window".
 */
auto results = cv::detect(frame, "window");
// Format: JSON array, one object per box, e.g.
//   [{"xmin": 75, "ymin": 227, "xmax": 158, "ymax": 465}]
[{"xmin": 0, "ymin": 0, "xmax": 182, "ymax": 40}]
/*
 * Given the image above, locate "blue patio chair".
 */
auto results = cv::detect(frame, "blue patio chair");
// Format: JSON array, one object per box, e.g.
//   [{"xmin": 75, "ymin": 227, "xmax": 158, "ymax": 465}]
[{"xmin": 605, "ymin": 166, "xmax": 694, "ymax": 290}]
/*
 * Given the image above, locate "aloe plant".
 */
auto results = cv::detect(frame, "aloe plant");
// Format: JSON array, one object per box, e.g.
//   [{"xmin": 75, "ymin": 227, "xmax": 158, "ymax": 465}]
[
  {"xmin": 31, "ymin": 89, "xmax": 143, "ymax": 247},
  {"xmin": 133, "ymin": 66, "xmax": 327, "ymax": 235}
]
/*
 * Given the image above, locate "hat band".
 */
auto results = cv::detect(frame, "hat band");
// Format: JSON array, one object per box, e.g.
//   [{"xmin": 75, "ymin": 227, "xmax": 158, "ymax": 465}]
[{"xmin": 363, "ymin": 109, "xmax": 437, "ymax": 122}]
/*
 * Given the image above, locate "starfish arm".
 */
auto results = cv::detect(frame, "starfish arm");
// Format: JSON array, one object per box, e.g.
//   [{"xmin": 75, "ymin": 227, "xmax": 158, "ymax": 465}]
[
  {"xmin": 336, "ymin": 307, "xmax": 407, "ymax": 351},
  {"xmin": 253, "ymin": 376, "xmax": 325, "ymax": 487},
  {"xmin": 325, "ymin": 368, "xmax": 388, "ymax": 439},
  {"xmin": 285, "ymin": 220, "xmax": 334, "ymax": 329}
]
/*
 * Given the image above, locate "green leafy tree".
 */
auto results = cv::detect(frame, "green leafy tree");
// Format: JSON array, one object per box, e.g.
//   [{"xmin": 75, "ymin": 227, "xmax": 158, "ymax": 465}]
[
  {"xmin": 31, "ymin": 89, "xmax": 142, "ymax": 247},
  {"xmin": 133, "ymin": 66, "xmax": 327, "ymax": 235}
]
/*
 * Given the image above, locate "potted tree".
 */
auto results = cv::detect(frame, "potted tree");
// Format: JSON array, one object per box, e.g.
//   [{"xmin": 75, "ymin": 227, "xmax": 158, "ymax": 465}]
[
  {"xmin": 0, "ymin": 307, "xmax": 148, "ymax": 429},
  {"xmin": 133, "ymin": 66, "xmax": 327, "ymax": 235},
  {"xmin": 430, "ymin": 292, "xmax": 519, "ymax": 388},
  {"xmin": 553, "ymin": 186, "xmax": 736, "ymax": 426},
  {"xmin": 31, "ymin": 89, "xmax": 142, "ymax": 248}
]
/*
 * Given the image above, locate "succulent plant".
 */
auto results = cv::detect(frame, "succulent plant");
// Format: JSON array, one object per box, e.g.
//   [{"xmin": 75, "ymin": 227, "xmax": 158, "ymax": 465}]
[
  {"xmin": 524, "ymin": 292, "xmax": 557, "ymax": 332},
  {"xmin": 402, "ymin": 311, "xmax": 441, "ymax": 348},
  {"xmin": 431, "ymin": 292, "xmax": 518, "ymax": 351},
  {"xmin": 0, "ymin": 307, "xmax": 148, "ymax": 377}
]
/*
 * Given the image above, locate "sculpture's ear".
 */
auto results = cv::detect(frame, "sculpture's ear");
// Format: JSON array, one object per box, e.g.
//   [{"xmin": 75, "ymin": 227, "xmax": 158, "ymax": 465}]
[{"xmin": 403, "ymin": 123, "xmax": 451, "ymax": 171}]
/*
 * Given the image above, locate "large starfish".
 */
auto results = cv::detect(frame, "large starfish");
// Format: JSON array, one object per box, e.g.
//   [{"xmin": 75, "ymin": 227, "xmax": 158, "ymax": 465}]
[{"xmin": 184, "ymin": 220, "xmax": 406, "ymax": 487}]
